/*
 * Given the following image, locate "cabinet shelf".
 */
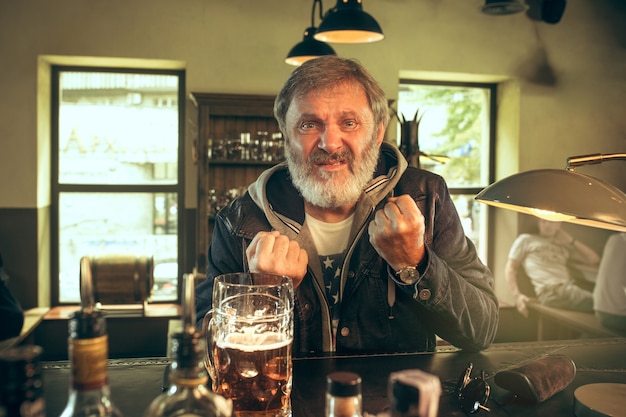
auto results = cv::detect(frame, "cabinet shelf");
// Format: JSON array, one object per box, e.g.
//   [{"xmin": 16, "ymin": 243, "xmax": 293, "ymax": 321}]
[{"xmin": 191, "ymin": 93, "xmax": 279, "ymax": 272}]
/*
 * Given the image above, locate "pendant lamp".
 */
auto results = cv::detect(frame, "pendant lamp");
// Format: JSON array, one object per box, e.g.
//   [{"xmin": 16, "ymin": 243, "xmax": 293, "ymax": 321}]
[
  {"xmin": 475, "ymin": 153, "xmax": 626, "ymax": 232},
  {"xmin": 314, "ymin": 0, "xmax": 384, "ymax": 44},
  {"xmin": 286, "ymin": 27, "xmax": 337, "ymax": 66},
  {"xmin": 285, "ymin": 0, "xmax": 337, "ymax": 66}
]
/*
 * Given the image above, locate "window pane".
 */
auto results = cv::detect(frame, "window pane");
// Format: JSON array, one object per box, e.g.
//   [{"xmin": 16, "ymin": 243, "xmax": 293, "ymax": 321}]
[
  {"xmin": 58, "ymin": 72, "xmax": 179, "ymax": 185},
  {"xmin": 451, "ymin": 194, "xmax": 489, "ymax": 263},
  {"xmin": 397, "ymin": 84, "xmax": 491, "ymax": 188},
  {"xmin": 58, "ymin": 192, "xmax": 178, "ymax": 303},
  {"xmin": 397, "ymin": 81, "xmax": 494, "ymax": 265}
]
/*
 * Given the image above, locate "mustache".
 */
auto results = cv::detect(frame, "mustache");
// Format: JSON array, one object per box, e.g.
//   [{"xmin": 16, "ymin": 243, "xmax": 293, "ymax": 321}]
[{"xmin": 308, "ymin": 148, "xmax": 355, "ymax": 165}]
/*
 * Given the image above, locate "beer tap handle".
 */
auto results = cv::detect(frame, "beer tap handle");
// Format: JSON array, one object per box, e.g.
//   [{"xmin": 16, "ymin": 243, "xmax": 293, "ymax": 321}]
[
  {"xmin": 79, "ymin": 256, "xmax": 95, "ymax": 313},
  {"xmin": 182, "ymin": 273, "xmax": 196, "ymax": 332}
]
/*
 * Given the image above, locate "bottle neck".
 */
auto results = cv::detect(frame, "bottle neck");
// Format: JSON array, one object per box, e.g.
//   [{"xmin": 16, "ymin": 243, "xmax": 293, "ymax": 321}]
[
  {"xmin": 69, "ymin": 335, "xmax": 110, "ymax": 391},
  {"xmin": 168, "ymin": 368, "xmax": 209, "ymax": 388},
  {"xmin": 167, "ymin": 354, "xmax": 209, "ymax": 388},
  {"xmin": 326, "ymin": 394, "xmax": 362, "ymax": 417},
  {"xmin": 67, "ymin": 385, "xmax": 114, "ymax": 401},
  {"xmin": 166, "ymin": 330, "xmax": 209, "ymax": 389}
]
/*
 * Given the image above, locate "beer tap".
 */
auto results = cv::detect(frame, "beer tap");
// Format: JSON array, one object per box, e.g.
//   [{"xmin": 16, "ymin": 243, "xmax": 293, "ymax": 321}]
[
  {"xmin": 79, "ymin": 256, "xmax": 96, "ymax": 313},
  {"xmin": 181, "ymin": 273, "xmax": 196, "ymax": 335}
]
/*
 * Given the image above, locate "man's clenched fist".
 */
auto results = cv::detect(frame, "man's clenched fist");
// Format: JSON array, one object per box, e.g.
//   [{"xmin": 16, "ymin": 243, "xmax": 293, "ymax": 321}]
[{"xmin": 246, "ymin": 231, "xmax": 308, "ymax": 288}]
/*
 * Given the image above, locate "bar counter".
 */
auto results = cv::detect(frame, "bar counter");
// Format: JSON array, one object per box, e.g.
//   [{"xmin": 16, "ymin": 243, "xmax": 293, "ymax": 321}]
[{"xmin": 42, "ymin": 338, "xmax": 626, "ymax": 416}]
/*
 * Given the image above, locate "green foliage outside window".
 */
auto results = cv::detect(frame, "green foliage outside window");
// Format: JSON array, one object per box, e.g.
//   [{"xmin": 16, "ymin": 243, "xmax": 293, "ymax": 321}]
[{"xmin": 397, "ymin": 83, "xmax": 490, "ymax": 188}]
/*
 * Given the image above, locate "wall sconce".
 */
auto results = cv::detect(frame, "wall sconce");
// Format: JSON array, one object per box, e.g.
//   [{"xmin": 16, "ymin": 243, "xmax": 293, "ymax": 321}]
[
  {"xmin": 314, "ymin": 0, "xmax": 384, "ymax": 44},
  {"xmin": 285, "ymin": 0, "xmax": 337, "ymax": 66},
  {"xmin": 475, "ymin": 153, "xmax": 626, "ymax": 232},
  {"xmin": 481, "ymin": 0, "xmax": 528, "ymax": 15}
]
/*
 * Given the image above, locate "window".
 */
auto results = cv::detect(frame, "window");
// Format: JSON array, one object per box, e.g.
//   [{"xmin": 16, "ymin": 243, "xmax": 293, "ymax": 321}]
[
  {"xmin": 51, "ymin": 68, "xmax": 185, "ymax": 304},
  {"xmin": 396, "ymin": 80, "xmax": 495, "ymax": 262}
]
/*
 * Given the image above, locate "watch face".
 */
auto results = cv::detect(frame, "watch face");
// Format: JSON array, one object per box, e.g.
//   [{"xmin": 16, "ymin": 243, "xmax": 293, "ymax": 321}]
[{"xmin": 398, "ymin": 267, "xmax": 420, "ymax": 284}]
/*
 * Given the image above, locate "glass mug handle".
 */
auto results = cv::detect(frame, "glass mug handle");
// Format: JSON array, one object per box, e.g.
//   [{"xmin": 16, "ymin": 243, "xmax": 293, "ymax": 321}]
[{"xmin": 202, "ymin": 310, "xmax": 217, "ymax": 383}]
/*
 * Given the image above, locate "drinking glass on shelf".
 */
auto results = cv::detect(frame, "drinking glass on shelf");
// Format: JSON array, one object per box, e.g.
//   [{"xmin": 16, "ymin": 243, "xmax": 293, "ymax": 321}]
[
  {"xmin": 226, "ymin": 134, "xmax": 241, "ymax": 160},
  {"xmin": 211, "ymin": 138, "xmax": 226, "ymax": 160},
  {"xmin": 207, "ymin": 188, "xmax": 218, "ymax": 217},
  {"xmin": 252, "ymin": 131, "xmax": 268, "ymax": 161},
  {"xmin": 207, "ymin": 138, "xmax": 213, "ymax": 159},
  {"xmin": 272, "ymin": 133, "xmax": 284, "ymax": 161},
  {"xmin": 263, "ymin": 136, "xmax": 277, "ymax": 162},
  {"xmin": 240, "ymin": 132, "xmax": 251, "ymax": 160},
  {"xmin": 203, "ymin": 273, "xmax": 294, "ymax": 417}
]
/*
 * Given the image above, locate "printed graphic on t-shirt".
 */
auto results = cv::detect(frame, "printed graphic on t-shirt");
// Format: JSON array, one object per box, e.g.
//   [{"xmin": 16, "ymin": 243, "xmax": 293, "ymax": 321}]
[{"xmin": 321, "ymin": 253, "xmax": 344, "ymax": 322}]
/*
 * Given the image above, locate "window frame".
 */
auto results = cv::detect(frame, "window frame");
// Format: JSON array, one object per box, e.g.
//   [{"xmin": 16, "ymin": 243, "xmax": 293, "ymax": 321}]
[
  {"xmin": 50, "ymin": 65, "xmax": 186, "ymax": 306},
  {"xmin": 398, "ymin": 78, "xmax": 497, "ymax": 262}
]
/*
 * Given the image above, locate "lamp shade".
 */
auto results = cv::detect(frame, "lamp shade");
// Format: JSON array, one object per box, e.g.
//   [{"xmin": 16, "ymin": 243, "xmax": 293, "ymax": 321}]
[
  {"xmin": 286, "ymin": 27, "xmax": 336, "ymax": 66},
  {"xmin": 475, "ymin": 169, "xmax": 626, "ymax": 232},
  {"xmin": 481, "ymin": 0, "xmax": 527, "ymax": 15},
  {"xmin": 314, "ymin": 0, "xmax": 384, "ymax": 44}
]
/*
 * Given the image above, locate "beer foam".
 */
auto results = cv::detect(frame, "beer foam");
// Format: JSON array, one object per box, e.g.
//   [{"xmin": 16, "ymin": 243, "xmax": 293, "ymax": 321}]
[{"xmin": 219, "ymin": 331, "xmax": 292, "ymax": 352}]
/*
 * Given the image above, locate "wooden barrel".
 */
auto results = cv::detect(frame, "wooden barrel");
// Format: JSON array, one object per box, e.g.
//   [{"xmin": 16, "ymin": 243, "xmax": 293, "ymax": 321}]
[{"xmin": 88, "ymin": 255, "xmax": 154, "ymax": 305}]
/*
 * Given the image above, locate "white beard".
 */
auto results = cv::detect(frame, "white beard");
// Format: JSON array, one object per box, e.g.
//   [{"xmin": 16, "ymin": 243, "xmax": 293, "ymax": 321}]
[{"xmin": 285, "ymin": 136, "xmax": 380, "ymax": 209}]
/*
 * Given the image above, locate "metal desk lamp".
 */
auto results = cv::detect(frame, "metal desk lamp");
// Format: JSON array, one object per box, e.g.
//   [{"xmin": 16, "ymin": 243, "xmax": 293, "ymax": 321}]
[{"xmin": 475, "ymin": 152, "xmax": 626, "ymax": 232}]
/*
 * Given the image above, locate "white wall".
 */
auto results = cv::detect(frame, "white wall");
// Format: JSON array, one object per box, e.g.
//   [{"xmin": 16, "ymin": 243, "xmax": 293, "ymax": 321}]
[{"xmin": 1, "ymin": 0, "xmax": 624, "ymax": 302}]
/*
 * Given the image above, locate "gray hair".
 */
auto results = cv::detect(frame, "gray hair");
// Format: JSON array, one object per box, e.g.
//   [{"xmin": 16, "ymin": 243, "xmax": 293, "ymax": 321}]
[{"xmin": 274, "ymin": 56, "xmax": 390, "ymax": 135}]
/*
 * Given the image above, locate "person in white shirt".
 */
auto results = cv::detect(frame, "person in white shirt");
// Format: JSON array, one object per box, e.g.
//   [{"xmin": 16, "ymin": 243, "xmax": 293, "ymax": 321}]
[
  {"xmin": 593, "ymin": 232, "xmax": 626, "ymax": 333},
  {"xmin": 505, "ymin": 218, "xmax": 600, "ymax": 317}
]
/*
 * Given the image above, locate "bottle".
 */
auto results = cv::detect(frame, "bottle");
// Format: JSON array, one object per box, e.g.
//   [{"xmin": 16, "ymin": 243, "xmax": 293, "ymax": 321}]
[
  {"xmin": 143, "ymin": 328, "xmax": 232, "ymax": 417},
  {"xmin": 326, "ymin": 372, "xmax": 363, "ymax": 417},
  {"xmin": 388, "ymin": 369, "xmax": 440, "ymax": 417},
  {"xmin": 143, "ymin": 273, "xmax": 232, "ymax": 417},
  {"xmin": 0, "ymin": 345, "xmax": 46, "ymax": 417},
  {"xmin": 59, "ymin": 309, "xmax": 123, "ymax": 417}
]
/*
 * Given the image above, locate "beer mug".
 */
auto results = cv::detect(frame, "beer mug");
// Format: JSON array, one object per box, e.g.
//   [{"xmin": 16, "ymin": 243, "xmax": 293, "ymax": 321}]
[{"xmin": 203, "ymin": 273, "xmax": 294, "ymax": 417}]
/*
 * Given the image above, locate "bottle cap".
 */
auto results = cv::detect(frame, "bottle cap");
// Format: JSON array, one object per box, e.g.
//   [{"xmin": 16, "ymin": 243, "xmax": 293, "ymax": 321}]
[
  {"xmin": 327, "ymin": 371, "xmax": 362, "ymax": 397},
  {"xmin": 69, "ymin": 309, "xmax": 106, "ymax": 339}
]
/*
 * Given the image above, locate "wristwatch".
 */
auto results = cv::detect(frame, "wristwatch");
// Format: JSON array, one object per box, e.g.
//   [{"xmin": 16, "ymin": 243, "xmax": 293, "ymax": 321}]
[{"xmin": 396, "ymin": 266, "xmax": 421, "ymax": 285}]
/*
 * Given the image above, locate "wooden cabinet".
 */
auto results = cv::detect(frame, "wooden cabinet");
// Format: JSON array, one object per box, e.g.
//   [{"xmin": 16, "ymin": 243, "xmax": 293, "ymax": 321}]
[{"xmin": 190, "ymin": 93, "xmax": 281, "ymax": 274}]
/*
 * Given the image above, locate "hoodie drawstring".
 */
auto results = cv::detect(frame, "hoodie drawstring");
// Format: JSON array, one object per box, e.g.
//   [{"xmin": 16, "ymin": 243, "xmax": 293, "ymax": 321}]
[{"xmin": 388, "ymin": 274, "xmax": 396, "ymax": 319}]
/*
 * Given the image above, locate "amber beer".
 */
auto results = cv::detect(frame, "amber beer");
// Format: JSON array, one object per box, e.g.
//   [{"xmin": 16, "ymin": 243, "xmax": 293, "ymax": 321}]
[
  {"xmin": 205, "ymin": 273, "xmax": 294, "ymax": 416},
  {"xmin": 212, "ymin": 331, "xmax": 292, "ymax": 417}
]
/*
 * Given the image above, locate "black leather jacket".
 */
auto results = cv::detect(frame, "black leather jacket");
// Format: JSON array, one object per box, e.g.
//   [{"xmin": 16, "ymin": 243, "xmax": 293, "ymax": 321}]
[{"xmin": 195, "ymin": 143, "xmax": 499, "ymax": 356}]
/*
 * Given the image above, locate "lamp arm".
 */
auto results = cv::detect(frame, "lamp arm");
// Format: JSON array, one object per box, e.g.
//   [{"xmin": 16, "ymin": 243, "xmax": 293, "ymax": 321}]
[
  {"xmin": 312, "ymin": 0, "xmax": 324, "ymax": 27},
  {"xmin": 566, "ymin": 152, "xmax": 626, "ymax": 170}
]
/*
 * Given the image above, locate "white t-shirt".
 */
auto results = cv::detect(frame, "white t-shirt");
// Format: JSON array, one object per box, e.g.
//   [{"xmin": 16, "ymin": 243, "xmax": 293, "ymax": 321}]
[
  {"xmin": 305, "ymin": 213, "xmax": 353, "ymax": 350},
  {"xmin": 593, "ymin": 233, "xmax": 626, "ymax": 316},
  {"xmin": 508, "ymin": 233, "xmax": 571, "ymax": 295},
  {"xmin": 305, "ymin": 213, "xmax": 353, "ymax": 257}
]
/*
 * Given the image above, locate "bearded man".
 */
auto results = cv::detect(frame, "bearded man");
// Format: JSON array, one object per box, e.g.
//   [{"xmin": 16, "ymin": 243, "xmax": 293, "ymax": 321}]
[{"xmin": 195, "ymin": 56, "xmax": 498, "ymax": 355}]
